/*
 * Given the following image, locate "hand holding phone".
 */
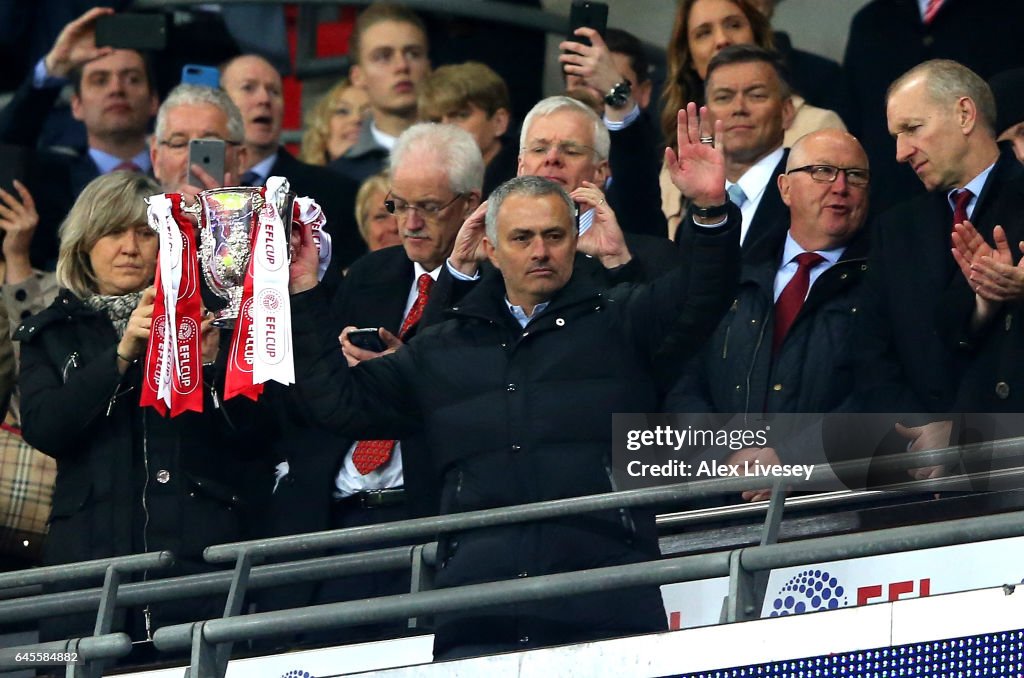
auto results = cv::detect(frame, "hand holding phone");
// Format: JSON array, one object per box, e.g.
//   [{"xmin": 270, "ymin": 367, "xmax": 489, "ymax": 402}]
[
  {"xmin": 346, "ymin": 327, "xmax": 388, "ymax": 353},
  {"xmin": 567, "ymin": 1, "xmax": 608, "ymax": 48},
  {"xmin": 188, "ymin": 139, "xmax": 226, "ymax": 188},
  {"xmin": 340, "ymin": 326, "xmax": 407, "ymax": 367},
  {"xmin": 95, "ymin": 13, "xmax": 167, "ymax": 51}
]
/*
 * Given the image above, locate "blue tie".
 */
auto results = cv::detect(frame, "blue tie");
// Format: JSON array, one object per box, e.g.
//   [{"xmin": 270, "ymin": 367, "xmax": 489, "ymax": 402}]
[{"xmin": 727, "ymin": 184, "xmax": 747, "ymax": 207}]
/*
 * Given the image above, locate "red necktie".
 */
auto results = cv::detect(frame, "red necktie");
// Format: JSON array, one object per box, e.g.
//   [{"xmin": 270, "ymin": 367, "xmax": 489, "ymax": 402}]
[
  {"xmin": 773, "ymin": 252, "xmax": 824, "ymax": 354},
  {"xmin": 113, "ymin": 161, "xmax": 141, "ymax": 173},
  {"xmin": 351, "ymin": 273, "xmax": 434, "ymax": 475},
  {"xmin": 952, "ymin": 188, "xmax": 973, "ymax": 228},
  {"xmin": 923, "ymin": 0, "xmax": 943, "ymax": 24}
]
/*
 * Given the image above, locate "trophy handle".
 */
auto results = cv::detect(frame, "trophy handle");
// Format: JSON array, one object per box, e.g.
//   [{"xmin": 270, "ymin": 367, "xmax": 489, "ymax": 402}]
[{"xmin": 180, "ymin": 201, "xmax": 202, "ymax": 217}]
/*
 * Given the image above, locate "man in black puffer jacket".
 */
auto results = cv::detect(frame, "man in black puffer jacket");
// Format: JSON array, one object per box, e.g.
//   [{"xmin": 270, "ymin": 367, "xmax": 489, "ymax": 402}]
[{"xmin": 286, "ymin": 107, "xmax": 739, "ymax": 659}]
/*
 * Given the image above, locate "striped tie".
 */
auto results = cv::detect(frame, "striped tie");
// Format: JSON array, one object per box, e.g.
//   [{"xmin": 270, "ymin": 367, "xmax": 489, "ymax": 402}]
[{"xmin": 923, "ymin": 0, "xmax": 943, "ymax": 24}]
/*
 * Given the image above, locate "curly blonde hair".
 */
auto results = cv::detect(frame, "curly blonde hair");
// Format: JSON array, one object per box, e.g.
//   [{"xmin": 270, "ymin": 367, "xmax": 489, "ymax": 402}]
[{"xmin": 300, "ymin": 79, "xmax": 358, "ymax": 165}]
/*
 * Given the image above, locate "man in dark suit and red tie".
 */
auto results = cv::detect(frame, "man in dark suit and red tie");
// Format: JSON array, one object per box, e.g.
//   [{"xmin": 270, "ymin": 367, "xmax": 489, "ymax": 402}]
[
  {"xmin": 850, "ymin": 60, "xmax": 1024, "ymax": 468},
  {"xmin": 259, "ymin": 122, "xmax": 483, "ymax": 644}
]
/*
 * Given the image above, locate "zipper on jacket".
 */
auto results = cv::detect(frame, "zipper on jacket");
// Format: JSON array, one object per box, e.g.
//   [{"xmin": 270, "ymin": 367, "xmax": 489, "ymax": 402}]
[
  {"xmin": 209, "ymin": 381, "xmax": 221, "ymax": 410},
  {"xmin": 61, "ymin": 352, "xmax": 79, "ymax": 382},
  {"xmin": 141, "ymin": 409, "xmax": 153, "ymax": 640},
  {"xmin": 743, "ymin": 310, "xmax": 770, "ymax": 421}
]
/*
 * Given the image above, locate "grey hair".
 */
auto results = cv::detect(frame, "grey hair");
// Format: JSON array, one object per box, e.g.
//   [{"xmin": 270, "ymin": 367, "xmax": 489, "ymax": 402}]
[
  {"xmin": 887, "ymin": 59, "xmax": 998, "ymax": 134},
  {"xmin": 485, "ymin": 175, "xmax": 576, "ymax": 242},
  {"xmin": 389, "ymin": 122, "xmax": 485, "ymax": 195},
  {"xmin": 519, "ymin": 96, "xmax": 610, "ymax": 161},
  {"xmin": 154, "ymin": 84, "xmax": 245, "ymax": 143}
]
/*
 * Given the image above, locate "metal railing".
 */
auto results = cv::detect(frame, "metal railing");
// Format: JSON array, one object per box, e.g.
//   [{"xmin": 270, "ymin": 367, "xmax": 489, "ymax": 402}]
[
  {"xmin": 3, "ymin": 437, "xmax": 1022, "ymax": 676},
  {"xmin": 0, "ymin": 552, "xmax": 173, "ymax": 677},
  {"xmin": 151, "ymin": 509, "xmax": 1024, "ymax": 675}
]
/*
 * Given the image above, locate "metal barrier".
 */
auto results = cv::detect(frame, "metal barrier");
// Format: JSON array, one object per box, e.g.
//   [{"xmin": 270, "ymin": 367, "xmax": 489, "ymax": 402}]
[
  {"xmin": 151, "ymin": 509, "xmax": 1024, "ymax": 675},
  {"xmin": 0, "ymin": 633, "xmax": 132, "ymax": 678},
  {"xmin": 5, "ymin": 437, "xmax": 1022, "ymax": 676},
  {"xmin": 0, "ymin": 552, "xmax": 173, "ymax": 677}
]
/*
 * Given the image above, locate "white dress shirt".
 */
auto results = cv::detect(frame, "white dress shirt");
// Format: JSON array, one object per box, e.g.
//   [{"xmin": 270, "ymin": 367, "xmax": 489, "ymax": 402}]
[
  {"xmin": 729, "ymin": 146, "xmax": 785, "ymax": 245},
  {"xmin": 334, "ymin": 261, "xmax": 441, "ymax": 496}
]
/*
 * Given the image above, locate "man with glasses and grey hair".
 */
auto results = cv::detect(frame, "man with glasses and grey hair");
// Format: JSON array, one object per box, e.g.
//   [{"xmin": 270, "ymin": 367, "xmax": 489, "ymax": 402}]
[
  {"xmin": 149, "ymin": 84, "xmax": 247, "ymax": 198},
  {"xmin": 259, "ymin": 122, "xmax": 482, "ymax": 644}
]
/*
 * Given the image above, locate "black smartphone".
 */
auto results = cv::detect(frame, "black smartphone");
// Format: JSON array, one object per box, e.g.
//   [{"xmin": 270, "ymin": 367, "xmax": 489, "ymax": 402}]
[
  {"xmin": 95, "ymin": 13, "xmax": 168, "ymax": 51},
  {"xmin": 188, "ymin": 139, "xmax": 225, "ymax": 188},
  {"xmin": 181, "ymin": 64, "xmax": 220, "ymax": 88},
  {"xmin": 347, "ymin": 328, "xmax": 387, "ymax": 353},
  {"xmin": 567, "ymin": 1, "xmax": 608, "ymax": 47},
  {"xmin": 0, "ymin": 144, "xmax": 31, "ymax": 193}
]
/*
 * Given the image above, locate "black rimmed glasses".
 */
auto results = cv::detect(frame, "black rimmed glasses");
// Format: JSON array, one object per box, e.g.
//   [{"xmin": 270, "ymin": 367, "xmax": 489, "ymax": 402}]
[
  {"xmin": 384, "ymin": 192, "xmax": 465, "ymax": 222},
  {"xmin": 786, "ymin": 164, "xmax": 870, "ymax": 187}
]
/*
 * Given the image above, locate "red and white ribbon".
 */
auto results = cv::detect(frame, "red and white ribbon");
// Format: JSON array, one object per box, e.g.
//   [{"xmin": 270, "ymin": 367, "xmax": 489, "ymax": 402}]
[
  {"xmin": 293, "ymin": 197, "xmax": 332, "ymax": 280},
  {"xmin": 141, "ymin": 194, "xmax": 204, "ymax": 416},
  {"xmin": 252, "ymin": 176, "xmax": 294, "ymax": 387},
  {"xmin": 224, "ymin": 199, "xmax": 262, "ymax": 402}
]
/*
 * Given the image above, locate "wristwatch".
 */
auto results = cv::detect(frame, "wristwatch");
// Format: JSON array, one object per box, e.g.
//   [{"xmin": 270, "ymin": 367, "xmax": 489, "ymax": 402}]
[
  {"xmin": 691, "ymin": 202, "xmax": 729, "ymax": 220},
  {"xmin": 603, "ymin": 80, "xmax": 632, "ymax": 108}
]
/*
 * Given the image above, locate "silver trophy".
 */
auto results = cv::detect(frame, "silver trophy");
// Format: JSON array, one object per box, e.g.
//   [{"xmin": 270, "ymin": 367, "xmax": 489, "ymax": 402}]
[{"xmin": 186, "ymin": 183, "xmax": 295, "ymax": 327}]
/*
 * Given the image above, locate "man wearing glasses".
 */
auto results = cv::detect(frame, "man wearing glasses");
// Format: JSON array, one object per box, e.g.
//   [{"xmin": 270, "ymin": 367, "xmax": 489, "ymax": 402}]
[
  {"xmin": 667, "ymin": 129, "xmax": 870, "ymax": 499},
  {"xmin": 149, "ymin": 84, "xmax": 246, "ymax": 198},
  {"xmin": 260, "ymin": 122, "xmax": 482, "ymax": 644}
]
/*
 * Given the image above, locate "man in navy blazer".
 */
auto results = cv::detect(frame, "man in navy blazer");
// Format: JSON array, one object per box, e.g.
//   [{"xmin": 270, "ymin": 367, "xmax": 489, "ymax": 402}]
[
  {"xmin": 681, "ymin": 45, "xmax": 794, "ymax": 262},
  {"xmin": 0, "ymin": 7, "xmax": 158, "ymax": 268}
]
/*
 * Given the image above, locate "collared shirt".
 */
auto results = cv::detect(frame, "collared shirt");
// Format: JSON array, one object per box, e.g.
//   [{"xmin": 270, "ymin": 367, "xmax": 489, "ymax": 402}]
[
  {"xmin": 334, "ymin": 261, "xmax": 442, "ymax": 496},
  {"xmin": 773, "ymin": 231, "xmax": 846, "ymax": 302},
  {"xmin": 729, "ymin": 146, "xmax": 785, "ymax": 245},
  {"xmin": 603, "ymin": 104, "xmax": 641, "ymax": 132},
  {"xmin": 244, "ymin": 154, "xmax": 278, "ymax": 187},
  {"xmin": 370, "ymin": 120, "xmax": 398, "ymax": 152},
  {"xmin": 89, "ymin": 148, "xmax": 152, "ymax": 175},
  {"xmin": 946, "ymin": 162, "xmax": 996, "ymax": 222},
  {"xmin": 507, "ymin": 299, "xmax": 550, "ymax": 327}
]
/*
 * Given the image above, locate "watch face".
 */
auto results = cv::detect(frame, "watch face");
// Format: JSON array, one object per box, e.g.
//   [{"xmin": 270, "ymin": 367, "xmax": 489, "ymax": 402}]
[{"xmin": 605, "ymin": 80, "xmax": 632, "ymax": 107}]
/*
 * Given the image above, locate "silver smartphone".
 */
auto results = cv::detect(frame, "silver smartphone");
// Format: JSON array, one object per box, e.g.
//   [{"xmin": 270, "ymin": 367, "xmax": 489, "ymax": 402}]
[{"xmin": 188, "ymin": 138, "xmax": 225, "ymax": 188}]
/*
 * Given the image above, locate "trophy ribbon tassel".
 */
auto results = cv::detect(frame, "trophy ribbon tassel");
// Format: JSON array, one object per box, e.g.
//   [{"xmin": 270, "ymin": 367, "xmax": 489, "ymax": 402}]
[{"xmin": 141, "ymin": 194, "xmax": 204, "ymax": 416}]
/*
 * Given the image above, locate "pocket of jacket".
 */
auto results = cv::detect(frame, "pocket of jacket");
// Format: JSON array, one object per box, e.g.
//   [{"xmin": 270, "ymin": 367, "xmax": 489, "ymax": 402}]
[{"xmin": 49, "ymin": 479, "xmax": 92, "ymax": 521}]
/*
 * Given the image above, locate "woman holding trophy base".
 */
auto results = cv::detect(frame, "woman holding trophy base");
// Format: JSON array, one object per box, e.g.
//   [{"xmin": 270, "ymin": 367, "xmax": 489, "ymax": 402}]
[{"xmin": 15, "ymin": 171, "xmax": 257, "ymax": 653}]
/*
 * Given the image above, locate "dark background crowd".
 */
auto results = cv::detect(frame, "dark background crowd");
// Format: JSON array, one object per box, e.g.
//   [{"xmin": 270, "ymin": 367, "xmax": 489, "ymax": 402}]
[{"xmin": 0, "ymin": 0, "xmax": 1023, "ymax": 671}]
